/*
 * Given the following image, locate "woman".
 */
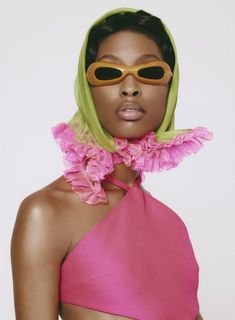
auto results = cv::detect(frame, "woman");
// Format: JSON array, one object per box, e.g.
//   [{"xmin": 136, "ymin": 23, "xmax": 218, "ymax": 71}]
[{"xmin": 11, "ymin": 7, "xmax": 211, "ymax": 320}]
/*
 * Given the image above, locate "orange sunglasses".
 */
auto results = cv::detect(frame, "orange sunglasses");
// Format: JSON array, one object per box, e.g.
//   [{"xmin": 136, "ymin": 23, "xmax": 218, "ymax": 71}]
[{"xmin": 86, "ymin": 60, "xmax": 173, "ymax": 86}]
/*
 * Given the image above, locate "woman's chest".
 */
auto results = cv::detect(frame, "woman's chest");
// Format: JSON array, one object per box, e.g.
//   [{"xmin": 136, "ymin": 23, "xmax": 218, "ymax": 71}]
[
  {"xmin": 62, "ymin": 189, "xmax": 125, "ymax": 260},
  {"xmin": 59, "ymin": 188, "xmax": 199, "ymax": 320}
]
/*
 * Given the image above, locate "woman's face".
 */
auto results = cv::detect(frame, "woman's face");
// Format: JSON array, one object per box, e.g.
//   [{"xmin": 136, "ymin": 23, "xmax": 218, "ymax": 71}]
[{"xmin": 89, "ymin": 30, "xmax": 170, "ymax": 139}]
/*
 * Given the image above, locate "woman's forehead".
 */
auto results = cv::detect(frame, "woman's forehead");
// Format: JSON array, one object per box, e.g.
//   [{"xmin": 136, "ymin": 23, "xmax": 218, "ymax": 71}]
[{"xmin": 95, "ymin": 30, "xmax": 164, "ymax": 64}]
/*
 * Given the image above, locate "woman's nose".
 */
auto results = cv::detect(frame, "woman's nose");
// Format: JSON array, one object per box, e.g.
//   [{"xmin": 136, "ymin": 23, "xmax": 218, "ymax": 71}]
[{"xmin": 119, "ymin": 75, "xmax": 142, "ymax": 97}]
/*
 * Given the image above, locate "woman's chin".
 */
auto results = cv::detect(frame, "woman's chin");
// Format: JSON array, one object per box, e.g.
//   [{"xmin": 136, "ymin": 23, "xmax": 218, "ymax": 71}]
[
  {"xmin": 109, "ymin": 129, "xmax": 153, "ymax": 140},
  {"xmin": 101, "ymin": 116, "xmax": 162, "ymax": 141},
  {"xmin": 102, "ymin": 120, "xmax": 162, "ymax": 140}
]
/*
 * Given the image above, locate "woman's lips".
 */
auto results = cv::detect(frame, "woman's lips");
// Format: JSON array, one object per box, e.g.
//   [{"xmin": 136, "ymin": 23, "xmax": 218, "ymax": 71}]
[{"xmin": 116, "ymin": 101, "xmax": 145, "ymax": 121}]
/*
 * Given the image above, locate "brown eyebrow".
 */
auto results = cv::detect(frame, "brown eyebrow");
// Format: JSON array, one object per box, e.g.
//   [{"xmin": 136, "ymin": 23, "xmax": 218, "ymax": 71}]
[
  {"xmin": 138, "ymin": 54, "xmax": 161, "ymax": 61},
  {"xmin": 97, "ymin": 54, "xmax": 162, "ymax": 63},
  {"xmin": 97, "ymin": 54, "xmax": 121, "ymax": 62}
]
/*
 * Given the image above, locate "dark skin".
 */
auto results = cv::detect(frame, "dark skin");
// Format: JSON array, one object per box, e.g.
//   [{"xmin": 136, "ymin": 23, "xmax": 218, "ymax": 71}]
[{"xmin": 11, "ymin": 30, "xmax": 203, "ymax": 320}]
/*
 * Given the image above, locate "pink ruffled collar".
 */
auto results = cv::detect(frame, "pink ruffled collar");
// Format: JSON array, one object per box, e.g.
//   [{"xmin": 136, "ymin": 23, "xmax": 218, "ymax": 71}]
[{"xmin": 52, "ymin": 123, "xmax": 212, "ymax": 204}]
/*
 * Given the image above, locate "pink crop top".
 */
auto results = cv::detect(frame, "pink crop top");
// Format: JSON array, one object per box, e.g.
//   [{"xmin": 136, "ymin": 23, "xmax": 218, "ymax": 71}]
[{"xmin": 59, "ymin": 176, "xmax": 199, "ymax": 320}]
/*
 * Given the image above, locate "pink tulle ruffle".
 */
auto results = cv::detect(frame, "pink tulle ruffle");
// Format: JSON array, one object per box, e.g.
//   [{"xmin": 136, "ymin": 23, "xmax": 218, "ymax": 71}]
[
  {"xmin": 52, "ymin": 123, "xmax": 213, "ymax": 204},
  {"xmin": 113, "ymin": 127, "xmax": 213, "ymax": 172}
]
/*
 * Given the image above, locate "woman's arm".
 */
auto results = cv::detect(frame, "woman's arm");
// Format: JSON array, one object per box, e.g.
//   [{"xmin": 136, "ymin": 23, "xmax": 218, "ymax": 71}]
[{"xmin": 11, "ymin": 191, "xmax": 69, "ymax": 320}]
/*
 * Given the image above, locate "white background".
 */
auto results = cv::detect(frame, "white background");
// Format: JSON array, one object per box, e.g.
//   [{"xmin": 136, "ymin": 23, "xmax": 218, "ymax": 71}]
[{"xmin": 1, "ymin": 0, "xmax": 235, "ymax": 319}]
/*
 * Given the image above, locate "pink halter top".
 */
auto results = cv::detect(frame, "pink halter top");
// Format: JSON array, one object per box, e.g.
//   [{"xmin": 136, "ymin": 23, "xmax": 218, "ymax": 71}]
[{"xmin": 59, "ymin": 176, "xmax": 199, "ymax": 319}]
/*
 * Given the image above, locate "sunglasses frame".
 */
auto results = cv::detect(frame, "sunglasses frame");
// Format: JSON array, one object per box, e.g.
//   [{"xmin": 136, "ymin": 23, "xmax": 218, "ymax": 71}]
[{"xmin": 86, "ymin": 60, "xmax": 173, "ymax": 86}]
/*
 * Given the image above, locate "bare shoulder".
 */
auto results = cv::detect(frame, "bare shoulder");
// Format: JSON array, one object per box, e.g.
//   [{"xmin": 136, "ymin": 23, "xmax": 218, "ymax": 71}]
[
  {"xmin": 16, "ymin": 177, "xmax": 61, "ymax": 225},
  {"xmin": 10, "ymin": 176, "xmax": 88, "ymax": 318},
  {"xmin": 19, "ymin": 175, "xmax": 72, "ymax": 211},
  {"xmin": 11, "ymin": 176, "xmax": 81, "ymax": 263}
]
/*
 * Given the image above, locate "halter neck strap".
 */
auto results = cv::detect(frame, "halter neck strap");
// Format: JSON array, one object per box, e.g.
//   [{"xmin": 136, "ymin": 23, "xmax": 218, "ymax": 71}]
[{"xmin": 105, "ymin": 175, "xmax": 141, "ymax": 192}]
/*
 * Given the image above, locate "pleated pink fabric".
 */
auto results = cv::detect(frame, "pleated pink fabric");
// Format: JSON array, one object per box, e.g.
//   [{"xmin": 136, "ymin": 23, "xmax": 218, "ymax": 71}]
[{"xmin": 59, "ymin": 176, "xmax": 199, "ymax": 320}]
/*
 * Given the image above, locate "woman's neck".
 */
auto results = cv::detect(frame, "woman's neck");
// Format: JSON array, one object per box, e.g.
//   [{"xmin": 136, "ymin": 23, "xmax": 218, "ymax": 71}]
[{"xmin": 106, "ymin": 163, "xmax": 139, "ymax": 187}]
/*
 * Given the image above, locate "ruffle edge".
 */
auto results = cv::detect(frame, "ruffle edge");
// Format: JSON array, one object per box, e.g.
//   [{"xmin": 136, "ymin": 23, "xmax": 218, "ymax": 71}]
[{"xmin": 52, "ymin": 123, "xmax": 213, "ymax": 204}]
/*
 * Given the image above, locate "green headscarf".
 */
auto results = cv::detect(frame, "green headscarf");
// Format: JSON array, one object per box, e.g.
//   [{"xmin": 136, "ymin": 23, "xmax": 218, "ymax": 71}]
[{"xmin": 69, "ymin": 7, "xmax": 190, "ymax": 152}]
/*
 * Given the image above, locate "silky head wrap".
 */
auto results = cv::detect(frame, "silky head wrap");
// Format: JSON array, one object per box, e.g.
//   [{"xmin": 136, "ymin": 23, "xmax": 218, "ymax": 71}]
[{"xmin": 68, "ymin": 7, "xmax": 190, "ymax": 151}]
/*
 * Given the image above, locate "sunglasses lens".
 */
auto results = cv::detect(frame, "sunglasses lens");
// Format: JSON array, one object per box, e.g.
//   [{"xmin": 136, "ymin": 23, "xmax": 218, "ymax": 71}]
[
  {"xmin": 138, "ymin": 66, "xmax": 165, "ymax": 79},
  {"xmin": 95, "ymin": 67, "xmax": 122, "ymax": 80}
]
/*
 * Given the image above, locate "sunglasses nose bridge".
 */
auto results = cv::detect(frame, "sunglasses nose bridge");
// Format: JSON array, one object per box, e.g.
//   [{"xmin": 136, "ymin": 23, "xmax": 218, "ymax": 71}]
[
  {"xmin": 121, "ymin": 66, "xmax": 138, "ymax": 82},
  {"xmin": 121, "ymin": 72, "xmax": 139, "ymax": 85}
]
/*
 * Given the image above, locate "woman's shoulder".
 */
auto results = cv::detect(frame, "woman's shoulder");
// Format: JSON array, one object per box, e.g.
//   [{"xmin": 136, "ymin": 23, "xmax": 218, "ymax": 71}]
[
  {"xmin": 10, "ymin": 177, "xmax": 81, "ymax": 313},
  {"xmin": 12, "ymin": 176, "xmax": 85, "ymax": 260},
  {"xmin": 18, "ymin": 175, "xmax": 81, "ymax": 220}
]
